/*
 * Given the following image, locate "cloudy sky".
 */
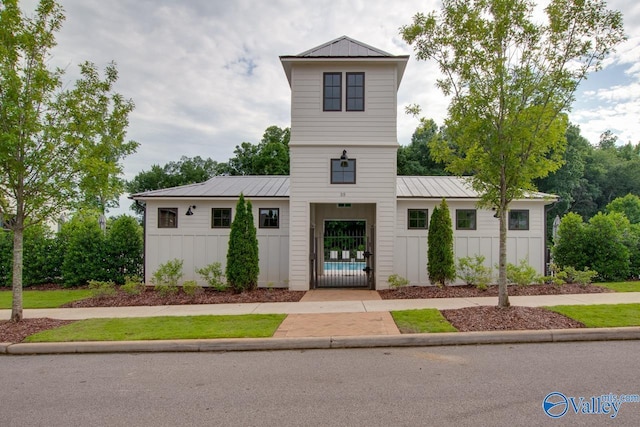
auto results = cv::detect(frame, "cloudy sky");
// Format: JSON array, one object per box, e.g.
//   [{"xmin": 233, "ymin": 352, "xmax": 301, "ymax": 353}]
[{"xmin": 20, "ymin": 0, "xmax": 640, "ymax": 214}]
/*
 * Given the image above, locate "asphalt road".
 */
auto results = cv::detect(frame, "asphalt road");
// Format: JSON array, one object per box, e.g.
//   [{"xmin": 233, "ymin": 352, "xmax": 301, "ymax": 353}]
[{"xmin": 1, "ymin": 341, "xmax": 639, "ymax": 426}]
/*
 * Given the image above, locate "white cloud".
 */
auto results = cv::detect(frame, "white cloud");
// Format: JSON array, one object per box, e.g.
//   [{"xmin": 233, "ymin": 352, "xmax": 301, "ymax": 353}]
[{"xmin": 16, "ymin": 0, "xmax": 640, "ymax": 213}]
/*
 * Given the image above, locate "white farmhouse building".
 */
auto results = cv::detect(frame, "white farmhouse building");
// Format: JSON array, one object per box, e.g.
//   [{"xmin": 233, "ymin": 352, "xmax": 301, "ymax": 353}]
[{"xmin": 132, "ymin": 36, "xmax": 554, "ymax": 291}]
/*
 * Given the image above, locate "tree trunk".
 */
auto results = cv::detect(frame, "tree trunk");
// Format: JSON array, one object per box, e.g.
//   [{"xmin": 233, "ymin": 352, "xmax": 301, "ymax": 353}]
[
  {"xmin": 497, "ymin": 204, "xmax": 510, "ymax": 308},
  {"xmin": 11, "ymin": 226, "xmax": 24, "ymax": 322}
]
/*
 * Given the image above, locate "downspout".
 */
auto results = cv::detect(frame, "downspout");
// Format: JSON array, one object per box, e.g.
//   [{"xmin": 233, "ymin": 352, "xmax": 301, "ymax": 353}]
[
  {"xmin": 136, "ymin": 200, "xmax": 147, "ymax": 284},
  {"xmin": 544, "ymin": 199, "xmax": 559, "ymax": 275}
]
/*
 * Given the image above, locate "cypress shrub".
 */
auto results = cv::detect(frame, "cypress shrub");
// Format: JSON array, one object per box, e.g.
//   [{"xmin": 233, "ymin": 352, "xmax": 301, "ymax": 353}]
[
  {"xmin": 226, "ymin": 194, "xmax": 260, "ymax": 292},
  {"xmin": 428, "ymin": 199, "xmax": 456, "ymax": 286}
]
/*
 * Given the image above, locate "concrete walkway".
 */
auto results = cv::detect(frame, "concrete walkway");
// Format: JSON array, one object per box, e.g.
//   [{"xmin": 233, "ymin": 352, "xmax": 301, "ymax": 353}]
[{"xmin": 2, "ymin": 291, "xmax": 640, "ymax": 354}]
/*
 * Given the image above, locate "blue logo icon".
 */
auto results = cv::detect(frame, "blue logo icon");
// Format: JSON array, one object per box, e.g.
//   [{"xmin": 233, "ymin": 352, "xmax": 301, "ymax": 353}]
[{"xmin": 543, "ymin": 392, "xmax": 569, "ymax": 418}]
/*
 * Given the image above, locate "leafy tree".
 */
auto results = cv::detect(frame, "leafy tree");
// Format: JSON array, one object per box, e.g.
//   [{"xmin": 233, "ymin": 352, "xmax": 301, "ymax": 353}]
[
  {"xmin": 0, "ymin": 0, "xmax": 136, "ymax": 320},
  {"xmin": 225, "ymin": 194, "xmax": 259, "ymax": 292},
  {"xmin": 427, "ymin": 199, "xmax": 455, "ymax": 285},
  {"xmin": 397, "ymin": 118, "xmax": 448, "ymax": 176},
  {"xmin": 221, "ymin": 125, "xmax": 290, "ymax": 175},
  {"xmin": 584, "ymin": 213, "xmax": 630, "ymax": 281},
  {"xmin": 106, "ymin": 215, "xmax": 143, "ymax": 284},
  {"xmin": 606, "ymin": 194, "xmax": 640, "ymax": 224},
  {"xmin": 401, "ymin": 0, "xmax": 625, "ymax": 307},
  {"xmin": 127, "ymin": 156, "xmax": 220, "ymax": 214}
]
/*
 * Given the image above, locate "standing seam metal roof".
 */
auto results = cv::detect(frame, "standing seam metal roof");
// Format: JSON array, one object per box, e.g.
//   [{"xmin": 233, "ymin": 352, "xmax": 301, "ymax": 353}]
[{"xmin": 131, "ymin": 175, "xmax": 554, "ymax": 200}]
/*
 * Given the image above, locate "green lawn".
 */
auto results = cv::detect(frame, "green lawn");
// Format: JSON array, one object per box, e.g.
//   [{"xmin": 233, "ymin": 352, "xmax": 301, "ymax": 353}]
[
  {"xmin": 0, "ymin": 289, "xmax": 93, "ymax": 309},
  {"xmin": 391, "ymin": 309, "xmax": 458, "ymax": 333},
  {"xmin": 546, "ymin": 303, "xmax": 640, "ymax": 328},
  {"xmin": 596, "ymin": 282, "xmax": 640, "ymax": 293},
  {"xmin": 24, "ymin": 314, "xmax": 287, "ymax": 342}
]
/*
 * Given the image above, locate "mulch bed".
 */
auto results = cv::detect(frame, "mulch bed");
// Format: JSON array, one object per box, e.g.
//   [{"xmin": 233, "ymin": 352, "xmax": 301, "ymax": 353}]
[
  {"xmin": 378, "ymin": 283, "xmax": 613, "ymax": 299},
  {"xmin": 0, "ymin": 283, "xmax": 612, "ymax": 343}
]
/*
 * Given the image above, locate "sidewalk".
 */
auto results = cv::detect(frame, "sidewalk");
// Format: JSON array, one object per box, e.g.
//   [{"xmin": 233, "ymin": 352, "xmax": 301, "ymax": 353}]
[{"xmin": 2, "ymin": 291, "xmax": 640, "ymax": 354}]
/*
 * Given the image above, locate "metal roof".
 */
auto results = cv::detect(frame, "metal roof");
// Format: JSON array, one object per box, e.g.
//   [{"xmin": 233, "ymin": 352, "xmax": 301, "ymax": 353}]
[
  {"xmin": 296, "ymin": 35, "xmax": 393, "ymax": 58},
  {"xmin": 130, "ymin": 176, "xmax": 290, "ymax": 199},
  {"xmin": 131, "ymin": 175, "xmax": 554, "ymax": 200}
]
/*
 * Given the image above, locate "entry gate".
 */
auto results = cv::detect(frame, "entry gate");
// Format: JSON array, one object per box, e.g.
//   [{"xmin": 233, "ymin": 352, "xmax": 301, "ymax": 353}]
[{"xmin": 310, "ymin": 223, "xmax": 374, "ymax": 289}]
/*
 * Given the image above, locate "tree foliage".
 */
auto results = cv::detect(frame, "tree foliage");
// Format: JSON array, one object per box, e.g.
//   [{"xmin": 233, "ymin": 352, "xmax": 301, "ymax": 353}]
[
  {"xmin": 397, "ymin": 118, "xmax": 448, "ymax": 176},
  {"xmin": 106, "ymin": 215, "xmax": 143, "ymax": 284},
  {"xmin": 220, "ymin": 125, "xmax": 290, "ymax": 176},
  {"xmin": 127, "ymin": 156, "xmax": 220, "ymax": 214},
  {"xmin": 427, "ymin": 199, "xmax": 456, "ymax": 286},
  {"xmin": 401, "ymin": 0, "xmax": 625, "ymax": 307},
  {"xmin": 225, "ymin": 194, "xmax": 259, "ymax": 292},
  {"xmin": 0, "ymin": 0, "xmax": 137, "ymax": 320}
]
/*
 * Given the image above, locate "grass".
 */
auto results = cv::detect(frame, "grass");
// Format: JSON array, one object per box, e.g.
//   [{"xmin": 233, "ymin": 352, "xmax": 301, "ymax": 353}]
[
  {"xmin": 391, "ymin": 309, "xmax": 458, "ymax": 333},
  {"xmin": 0, "ymin": 289, "xmax": 93, "ymax": 309},
  {"xmin": 24, "ymin": 314, "xmax": 287, "ymax": 342},
  {"xmin": 596, "ymin": 282, "xmax": 640, "ymax": 292},
  {"xmin": 546, "ymin": 303, "xmax": 640, "ymax": 328}
]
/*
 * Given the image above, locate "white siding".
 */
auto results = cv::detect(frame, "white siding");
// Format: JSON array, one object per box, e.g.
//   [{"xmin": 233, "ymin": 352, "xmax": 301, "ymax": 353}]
[
  {"xmin": 290, "ymin": 62, "xmax": 398, "ymax": 146},
  {"xmin": 394, "ymin": 200, "xmax": 548, "ymax": 285},
  {"xmin": 144, "ymin": 199, "xmax": 289, "ymax": 288}
]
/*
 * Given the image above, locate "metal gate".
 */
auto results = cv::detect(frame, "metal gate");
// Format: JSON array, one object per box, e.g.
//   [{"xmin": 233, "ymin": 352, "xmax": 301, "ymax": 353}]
[{"xmin": 310, "ymin": 222, "xmax": 374, "ymax": 289}]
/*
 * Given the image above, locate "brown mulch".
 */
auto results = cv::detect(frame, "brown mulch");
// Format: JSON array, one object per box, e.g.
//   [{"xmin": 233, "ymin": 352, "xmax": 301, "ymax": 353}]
[
  {"xmin": 0, "ymin": 283, "xmax": 610, "ymax": 343},
  {"xmin": 0, "ymin": 318, "xmax": 75, "ymax": 344},
  {"xmin": 441, "ymin": 306, "xmax": 585, "ymax": 332},
  {"xmin": 378, "ymin": 283, "xmax": 613, "ymax": 299}
]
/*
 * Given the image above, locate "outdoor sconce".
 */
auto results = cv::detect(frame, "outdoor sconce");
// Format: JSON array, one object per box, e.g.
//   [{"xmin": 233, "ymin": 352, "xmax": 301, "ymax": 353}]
[
  {"xmin": 185, "ymin": 205, "xmax": 196, "ymax": 216},
  {"xmin": 340, "ymin": 149, "xmax": 349, "ymax": 167}
]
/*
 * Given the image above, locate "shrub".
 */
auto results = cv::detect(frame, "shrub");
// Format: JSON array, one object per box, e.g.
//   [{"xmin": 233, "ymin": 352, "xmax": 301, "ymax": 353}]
[
  {"xmin": 427, "ymin": 199, "xmax": 456, "ymax": 286},
  {"xmin": 61, "ymin": 213, "xmax": 108, "ymax": 286},
  {"xmin": 226, "ymin": 194, "xmax": 259, "ymax": 293},
  {"xmin": 388, "ymin": 274, "xmax": 410, "ymax": 289},
  {"xmin": 196, "ymin": 262, "xmax": 227, "ymax": 291},
  {"xmin": 457, "ymin": 255, "xmax": 492, "ymax": 290},
  {"xmin": 88, "ymin": 280, "xmax": 117, "ymax": 299},
  {"xmin": 122, "ymin": 275, "xmax": 146, "ymax": 295},
  {"xmin": 506, "ymin": 259, "xmax": 541, "ymax": 286},
  {"xmin": 152, "ymin": 259, "xmax": 183, "ymax": 296},
  {"xmin": 182, "ymin": 280, "xmax": 202, "ymax": 296},
  {"xmin": 106, "ymin": 215, "xmax": 143, "ymax": 285},
  {"xmin": 584, "ymin": 213, "xmax": 629, "ymax": 281},
  {"xmin": 559, "ymin": 266, "xmax": 598, "ymax": 286}
]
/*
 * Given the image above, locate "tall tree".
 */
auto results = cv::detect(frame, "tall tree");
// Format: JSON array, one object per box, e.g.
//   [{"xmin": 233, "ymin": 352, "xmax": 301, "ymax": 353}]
[
  {"xmin": 397, "ymin": 118, "xmax": 448, "ymax": 176},
  {"xmin": 226, "ymin": 194, "xmax": 259, "ymax": 292},
  {"xmin": 221, "ymin": 125, "xmax": 290, "ymax": 175},
  {"xmin": 401, "ymin": 0, "xmax": 625, "ymax": 307},
  {"xmin": 0, "ymin": 0, "xmax": 136, "ymax": 320},
  {"xmin": 127, "ymin": 156, "xmax": 220, "ymax": 214}
]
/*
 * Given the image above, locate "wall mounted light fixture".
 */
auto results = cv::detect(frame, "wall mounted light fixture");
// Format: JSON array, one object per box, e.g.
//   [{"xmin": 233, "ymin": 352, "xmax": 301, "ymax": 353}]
[
  {"xmin": 340, "ymin": 149, "xmax": 349, "ymax": 167},
  {"xmin": 185, "ymin": 205, "xmax": 196, "ymax": 216}
]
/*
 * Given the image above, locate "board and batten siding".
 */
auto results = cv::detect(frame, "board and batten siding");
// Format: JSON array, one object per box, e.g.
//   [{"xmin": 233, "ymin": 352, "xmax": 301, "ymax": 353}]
[
  {"xmin": 144, "ymin": 199, "xmax": 289, "ymax": 287},
  {"xmin": 289, "ymin": 62, "xmax": 398, "ymax": 146},
  {"xmin": 394, "ymin": 200, "xmax": 548, "ymax": 286}
]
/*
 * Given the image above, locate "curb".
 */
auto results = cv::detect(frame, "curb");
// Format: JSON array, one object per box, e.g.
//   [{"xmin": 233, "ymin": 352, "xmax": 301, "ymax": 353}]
[{"xmin": 2, "ymin": 327, "xmax": 640, "ymax": 355}]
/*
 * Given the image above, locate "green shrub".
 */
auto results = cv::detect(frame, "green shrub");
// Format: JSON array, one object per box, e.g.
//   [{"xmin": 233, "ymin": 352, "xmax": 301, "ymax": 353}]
[
  {"xmin": 388, "ymin": 274, "xmax": 410, "ymax": 289},
  {"xmin": 560, "ymin": 266, "xmax": 598, "ymax": 286},
  {"xmin": 584, "ymin": 213, "xmax": 630, "ymax": 281},
  {"xmin": 457, "ymin": 255, "xmax": 492, "ymax": 290},
  {"xmin": 506, "ymin": 259, "xmax": 541, "ymax": 286},
  {"xmin": 106, "ymin": 215, "xmax": 143, "ymax": 285},
  {"xmin": 122, "ymin": 275, "xmax": 146, "ymax": 295},
  {"xmin": 182, "ymin": 280, "xmax": 202, "ymax": 296},
  {"xmin": 61, "ymin": 212, "xmax": 108, "ymax": 286},
  {"xmin": 427, "ymin": 199, "xmax": 456, "ymax": 286},
  {"xmin": 88, "ymin": 280, "xmax": 117, "ymax": 299},
  {"xmin": 196, "ymin": 262, "xmax": 227, "ymax": 291},
  {"xmin": 152, "ymin": 259, "xmax": 183, "ymax": 296},
  {"xmin": 226, "ymin": 194, "xmax": 259, "ymax": 293}
]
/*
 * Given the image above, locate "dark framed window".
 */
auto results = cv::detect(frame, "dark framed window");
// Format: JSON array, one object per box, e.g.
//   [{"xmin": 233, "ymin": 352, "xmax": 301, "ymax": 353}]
[
  {"xmin": 456, "ymin": 209, "xmax": 477, "ymax": 230},
  {"xmin": 346, "ymin": 72, "xmax": 364, "ymax": 111},
  {"xmin": 211, "ymin": 208, "xmax": 232, "ymax": 228},
  {"xmin": 323, "ymin": 72, "xmax": 341, "ymax": 111},
  {"xmin": 158, "ymin": 208, "xmax": 178, "ymax": 228},
  {"xmin": 408, "ymin": 209, "xmax": 428, "ymax": 229},
  {"xmin": 259, "ymin": 208, "xmax": 279, "ymax": 228},
  {"xmin": 509, "ymin": 210, "xmax": 529, "ymax": 230},
  {"xmin": 330, "ymin": 158, "xmax": 356, "ymax": 184}
]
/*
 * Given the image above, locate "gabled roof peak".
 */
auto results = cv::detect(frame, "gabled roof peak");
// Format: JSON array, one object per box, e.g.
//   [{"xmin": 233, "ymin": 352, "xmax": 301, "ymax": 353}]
[{"xmin": 296, "ymin": 35, "xmax": 393, "ymax": 58}]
